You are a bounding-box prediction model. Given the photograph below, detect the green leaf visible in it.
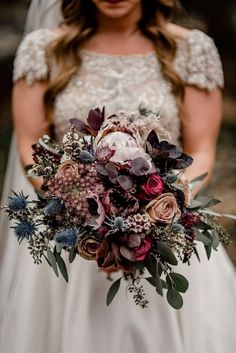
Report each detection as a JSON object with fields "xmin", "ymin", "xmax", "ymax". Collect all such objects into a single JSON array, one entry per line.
[
  {"xmin": 69, "ymin": 247, "xmax": 77, "ymax": 263},
  {"xmin": 106, "ymin": 278, "xmax": 121, "ymax": 306},
  {"xmin": 155, "ymin": 263, "xmax": 163, "ymax": 296},
  {"xmin": 156, "ymin": 242, "xmax": 178, "ymax": 266},
  {"xmin": 188, "ymin": 199, "xmax": 205, "ymax": 209},
  {"xmin": 146, "ymin": 277, "xmax": 167, "ymax": 293},
  {"xmin": 145, "ymin": 254, "xmax": 157, "ymax": 277},
  {"xmin": 134, "ymin": 262, "xmax": 145, "ymax": 271},
  {"xmin": 161, "ymin": 280, "xmax": 169, "ymax": 289},
  {"xmin": 169, "ymin": 273, "xmax": 189, "ymax": 293},
  {"xmin": 195, "ymin": 221, "xmax": 212, "ymax": 230},
  {"xmin": 146, "ymin": 277, "xmax": 156, "ymax": 287},
  {"xmin": 167, "ymin": 287, "xmax": 183, "ymax": 310},
  {"xmin": 204, "ymin": 244, "xmax": 212, "ymax": 260},
  {"xmin": 46, "ymin": 248, "xmax": 59, "ymax": 277},
  {"xmin": 55, "ymin": 252, "xmax": 69, "ymax": 282},
  {"xmin": 194, "ymin": 229, "xmax": 212, "ymax": 246},
  {"xmin": 212, "ymin": 231, "xmax": 220, "ymax": 250},
  {"xmin": 190, "ymin": 173, "xmax": 208, "ymax": 190},
  {"xmin": 193, "ymin": 247, "xmax": 201, "ymax": 262}
]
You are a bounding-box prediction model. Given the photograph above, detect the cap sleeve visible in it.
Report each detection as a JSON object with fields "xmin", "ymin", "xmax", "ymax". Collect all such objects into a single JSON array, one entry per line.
[
  {"xmin": 175, "ymin": 30, "xmax": 224, "ymax": 91},
  {"xmin": 13, "ymin": 29, "xmax": 56, "ymax": 86}
]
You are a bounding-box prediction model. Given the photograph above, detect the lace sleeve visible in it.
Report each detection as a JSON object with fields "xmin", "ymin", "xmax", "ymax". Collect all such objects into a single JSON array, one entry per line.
[
  {"xmin": 175, "ymin": 30, "xmax": 224, "ymax": 91},
  {"xmin": 13, "ymin": 29, "xmax": 56, "ymax": 86}
]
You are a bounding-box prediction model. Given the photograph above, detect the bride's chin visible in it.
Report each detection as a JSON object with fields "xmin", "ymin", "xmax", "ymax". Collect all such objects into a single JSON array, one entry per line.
[{"xmin": 93, "ymin": 0, "xmax": 137, "ymax": 19}]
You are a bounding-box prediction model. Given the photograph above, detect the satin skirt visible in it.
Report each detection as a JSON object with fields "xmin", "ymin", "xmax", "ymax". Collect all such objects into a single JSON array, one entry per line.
[{"xmin": 1, "ymin": 137, "xmax": 236, "ymax": 353}]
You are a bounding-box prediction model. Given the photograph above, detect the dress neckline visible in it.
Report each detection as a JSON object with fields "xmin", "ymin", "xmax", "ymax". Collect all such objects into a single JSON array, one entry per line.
[{"xmin": 42, "ymin": 28, "xmax": 201, "ymax": 59}]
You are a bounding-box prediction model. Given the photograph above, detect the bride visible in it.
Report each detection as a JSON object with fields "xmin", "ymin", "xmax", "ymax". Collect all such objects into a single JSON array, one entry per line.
[{"xmin": 0, "ymin": 0, "xmax": 235, "ymax": 352}]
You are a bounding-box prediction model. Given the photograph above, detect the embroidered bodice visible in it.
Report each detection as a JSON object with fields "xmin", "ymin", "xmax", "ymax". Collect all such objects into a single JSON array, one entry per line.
[{"xmin": 13, "ymin": 28, "xmax": 224, "ymax": 144}]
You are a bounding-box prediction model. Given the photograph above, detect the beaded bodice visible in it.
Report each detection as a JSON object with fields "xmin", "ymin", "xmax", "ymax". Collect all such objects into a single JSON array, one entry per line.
[{"xmin": 13, "ymin": 28, "xmax": 224, "ymax": 144}]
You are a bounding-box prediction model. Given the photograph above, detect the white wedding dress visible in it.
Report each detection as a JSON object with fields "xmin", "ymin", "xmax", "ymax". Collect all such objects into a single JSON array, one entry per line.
[{"xmin": 0, "ymin": 28, "xmax": 235, "ymax": 353}]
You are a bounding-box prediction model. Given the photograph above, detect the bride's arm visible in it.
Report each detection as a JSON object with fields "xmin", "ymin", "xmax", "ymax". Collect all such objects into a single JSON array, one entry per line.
[
  {"xmin": 12, "ymin": 79, "xmax": 48, "ymax": 190},
  {"xmin": 182, "ymin": 86, "xmax": 223, "ymax": 194}
]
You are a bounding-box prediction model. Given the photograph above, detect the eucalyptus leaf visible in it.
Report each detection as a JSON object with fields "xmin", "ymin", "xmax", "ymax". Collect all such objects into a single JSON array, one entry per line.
[
  {"xmin": 212, "ymin": 231, "xmax": 220, "ymax": 250},
  {"xmin": 106, "ymin": 278, "xmax": 121, "ymax": 306},
  {"xmin": 155, "ymin": 263, "xmax": 163, "ymax": 296},
  {"xmin": 167, "ymin": 287, "xmax": 183, "ymax": 310},
  {"xmin": 156, "ymin": 242, "xmax": 178, "ymax": 266},
  {"xmin": 145, "ymin": 255, "xmax": 157, "ymax": 277},
  {"xmin": 55, "ymin": 252, "xmax": 69, "ymax": 282},
  {"xmin": 188, "ymin": 199, "xmax": 204, "ymax": 209},
  {"xmin": 146, "ymin": 277, "xmax": 156, "ymax": 287},
  {"xmin": 193, "ymin": 247, "xmax": 201, "ymax": 262},
  {"xmin": 195, "ymin": 221, "xmax": 212, "ymax": 231},
  {"xmin": 204, "ymin": 244, "xmax": 212, "ymax": 260},
  {"xmin": 190, "ymin": 173, "xmax": 208, "ymax": 191},
  {"xmin": 46, "ymin": 248, "xmax": 59, "ymax": 277},
  {"xmin": 161, "ymin": 280, "xmax": 169, "ymax": 289},
  {"xmin": 170, "ymin": 273, "xmax": 189, "ymax": 293},
  {"xmin": 69, "ymin": 247, "xmax": 77, "ymax": 263},
  {"xmin": 194, "ymin": 229, "xmax": 212, "ymax": 246}
]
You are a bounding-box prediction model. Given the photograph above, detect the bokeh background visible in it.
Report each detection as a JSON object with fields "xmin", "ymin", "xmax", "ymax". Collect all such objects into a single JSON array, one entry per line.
[{"xmin": 0, "ymin": 0, "xmax": 235, "ymax": 263}]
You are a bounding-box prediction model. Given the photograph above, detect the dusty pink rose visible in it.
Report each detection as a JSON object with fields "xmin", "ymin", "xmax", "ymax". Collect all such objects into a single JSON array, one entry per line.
[
  {"xmin": 146, "ymin": 193, "xmax": 181, "ymax": 224},
  {"xmin": 140, "ymin": 174, "xmax": 164, "ymax": 198},
  {"xmin": 135, "ymin": 237, "xmax": 152, "ymax": 261},
  {"xmin": 57, "ymin": 160, "xmax": 78, "ymax": 178}
]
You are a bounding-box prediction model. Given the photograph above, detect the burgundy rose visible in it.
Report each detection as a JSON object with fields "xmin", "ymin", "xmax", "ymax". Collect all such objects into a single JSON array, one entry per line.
[
  {"xmin": 140, "ymin": 174, "xmax": 164, "ymax": 199},
  {"xmin": 181, "ymin": 212, "xmax": 201, "ymax": 228},
  {"xmin": 135, "ymin": 237, "xmax": 152, "ymax": 261}
]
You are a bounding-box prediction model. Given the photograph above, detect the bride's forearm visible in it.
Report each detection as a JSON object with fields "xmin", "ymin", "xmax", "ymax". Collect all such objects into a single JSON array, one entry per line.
[{"xmin": 183, "ymin": 150, "xmax": 216, "ymax": 197}]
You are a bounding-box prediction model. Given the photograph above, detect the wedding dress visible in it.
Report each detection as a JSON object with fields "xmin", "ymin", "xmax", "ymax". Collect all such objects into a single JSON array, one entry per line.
[{"xmin": 0, "ymin": 27, "xmax": 235, "ymax": 353}]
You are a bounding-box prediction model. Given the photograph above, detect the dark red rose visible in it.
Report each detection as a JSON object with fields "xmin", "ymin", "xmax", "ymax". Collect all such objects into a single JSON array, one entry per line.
[
  {"xmin": 135, "ymin": 237, "xmax": 152, "ymax": 261},
  {"xmin": 140, "ymin": 174, "xmax": 164, "ymax": 199},
  {"xmin": 181, "ymin": 212, "xmax": 201, "ymax": 228}
]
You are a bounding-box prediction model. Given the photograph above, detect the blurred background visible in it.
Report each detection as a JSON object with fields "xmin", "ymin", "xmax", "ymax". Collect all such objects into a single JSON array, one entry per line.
[{"xmin": 0, "ymin": 0, "xmax": 235, "ymax": 263}]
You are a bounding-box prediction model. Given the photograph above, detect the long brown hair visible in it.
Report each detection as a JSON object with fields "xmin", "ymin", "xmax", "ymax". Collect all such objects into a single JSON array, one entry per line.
[{"xmin": 45, "ymin": 0, "xmax": 184, "ymax": 124}]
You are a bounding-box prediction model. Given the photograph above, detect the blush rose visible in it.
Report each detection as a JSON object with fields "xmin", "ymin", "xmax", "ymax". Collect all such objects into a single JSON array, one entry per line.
[{"xmin": 146, "ymin": 193, "xmax": 181, "ymax": 224}]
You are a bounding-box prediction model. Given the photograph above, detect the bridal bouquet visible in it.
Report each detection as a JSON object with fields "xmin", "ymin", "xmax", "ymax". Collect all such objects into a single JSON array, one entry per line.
[{"xmin": 2, "ymin": 107, "xmax": 231, "ymax": 309}]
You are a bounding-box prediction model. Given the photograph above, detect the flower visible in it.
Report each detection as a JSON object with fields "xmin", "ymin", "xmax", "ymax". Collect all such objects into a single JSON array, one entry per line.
[
  {"xmin": 135, "ymin": 237, "xmax": 152, "ymax": 261},
  {"xmin": 85, "ymin": 193, "xmax": 105, "ymax": 230},
  {"xmin": 146, "ymin": 193, "xmax": 181, "ymax": 224},
  {"xmin": 43, "ymin": 199, "xmax": 65, "ymax": 216},
  {"xmin": 140, "ymin": 174, "xmax": 164, "ymax": 199},
  {"xmin": 14, "ymin": 221, "xmax": 36, "ymax": 239},
  {"xmin": 57, "ymin": 160, "xmax": 78, "ymax": 177},
  {"xmin": 77, "ymin": 236, "xmax": 102, "ymax": 260},
  {"xmin": 94, "ymin": 119, "xmax": 152, "ymax": 163},
  {"xmin": 55, "ymin": 228, "xmax": 78, "ymax": 247},
  {"xmin": 8, "ymin": 192, "xmax": 28, "ymax": 212},
  {"xmin": 180, "ymin": 212, "xmax": 201, "ymax": 228}
]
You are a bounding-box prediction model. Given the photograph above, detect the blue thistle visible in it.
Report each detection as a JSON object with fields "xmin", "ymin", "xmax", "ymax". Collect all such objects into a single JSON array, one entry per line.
[
  {"xmin": 43, "ymin": 199, "xmax": 65, "ymax": 216},
  {"xmin": 14, "ymin": 221, "xmax": 36, "ymax": 239},
  {"xmin": 79, "ymin": 150, "xmax": 95, "ymax": 164},
  {"xmin": 54, "ymin": 228, "xmax": 77, "ymax": 247},
  {"xmin": 8, "ymin": 191, "xmax": 28, "ymax": 212}
]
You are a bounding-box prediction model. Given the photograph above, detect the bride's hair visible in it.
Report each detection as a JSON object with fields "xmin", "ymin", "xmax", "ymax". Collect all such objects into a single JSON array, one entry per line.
[{"xmin": 45, "ymin": 0, "xmax": 184, "ymax": 123}]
